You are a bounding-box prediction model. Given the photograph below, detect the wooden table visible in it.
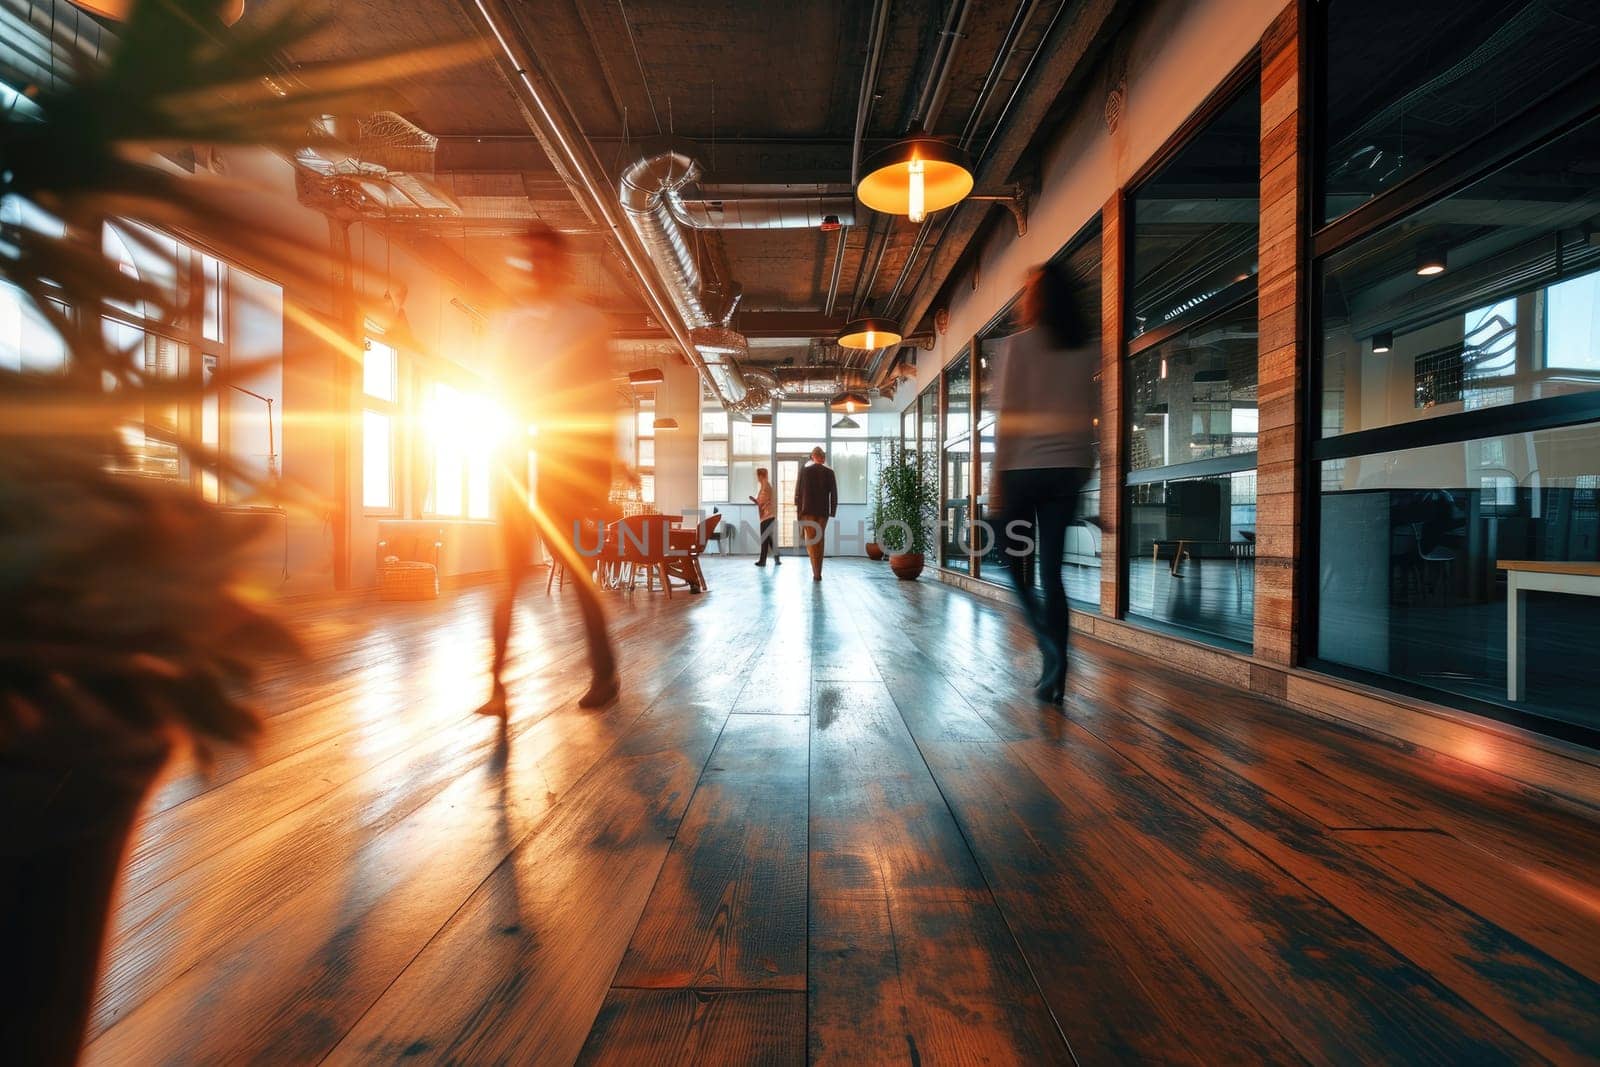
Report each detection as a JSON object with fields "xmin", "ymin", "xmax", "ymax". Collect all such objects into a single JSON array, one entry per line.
[{"xmin": 1498, "ymin": 560, "xmax": 1600, "ymax": 701}]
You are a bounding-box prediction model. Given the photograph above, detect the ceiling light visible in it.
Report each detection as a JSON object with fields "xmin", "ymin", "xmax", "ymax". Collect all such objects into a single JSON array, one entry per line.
[
  {"xmin": 1372, "ymin": 330, "xmax": 1393, "ymax": 354},
  {"xmin": 830, "ymin": 389, "xmax": 869, "ymax": 414},
  {"xmin": 653, "ymin": 416, "xmax": 680, "ymax": 431},
  {"xmin": 857, "ymin": 137, "xmax": 973, "ymax": 223},
  {"xmin": 837, "ymin": 316, "xmax": 902, "ymax": 351},
  {"xmin": 628, "ymin": 368, "xmax": 665, "ymax": 386},
  {"xmin": 751, "ymin": 413, "xmax": 773, "ymax": 426},
  {"xmin": 1414, "ymin": 245, "xmax": 1447, "ymax": 276},
  {"xmin": 832, "ymin": 415, "xmax": 860, "ymax": 430}
]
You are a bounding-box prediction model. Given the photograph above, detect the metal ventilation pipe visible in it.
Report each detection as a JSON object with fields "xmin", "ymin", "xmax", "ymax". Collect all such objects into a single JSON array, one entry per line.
[
  {"xmin": 672, "ymin": 189, "xmax": 856, "ymax": 230},
  {"xmin": 619, "ymin": 144, "xmax": 710, "ymax": 329},
  {"xmin": 620, "ymin": 142, "xmax": 858, "ymax": 405},
  {"xmin": 770, "ymin": 366, "xmax": 874, "ymax": 399}
]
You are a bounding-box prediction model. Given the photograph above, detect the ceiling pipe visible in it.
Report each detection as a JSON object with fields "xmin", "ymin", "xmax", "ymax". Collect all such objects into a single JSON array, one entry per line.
[
  {"xmin": 672, "ymin": 188, "xmax": 857, "ymax": 230},
  {"xmin": 958, "ymin": 0, "xmax": 1043, "ymax": 149},
  {"xmin": 619, "ymin": 142, "xmax": 855, "ymax": 401},
  {"xmin": 456, "ymin": 0, "xmax": 746, "ymax": 406},
  {"xmin": 851, "ymin": 0, "xmax": 893, "ymax": 186},
  {"xmin": 823, "ymin": 225, "xmax": 849, "ymax": 317},
  {"xmin": 912, "ymin": 0, "xmax": 972, "ymax": 135},
  {"xmin": 875, "ymin": 0, "xmax": 1132, "ymax": 390}
]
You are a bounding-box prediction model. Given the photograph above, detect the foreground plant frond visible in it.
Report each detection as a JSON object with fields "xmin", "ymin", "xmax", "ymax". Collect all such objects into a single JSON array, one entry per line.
[{"xmin": 0, "ymin": 0, "xmax": 480, "ymax": 751}]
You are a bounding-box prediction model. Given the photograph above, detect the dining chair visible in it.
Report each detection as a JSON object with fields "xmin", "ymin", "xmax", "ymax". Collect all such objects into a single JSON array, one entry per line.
[{"xmin": 615, "ymin": 514, "xmax": 676, "ymax": 597}]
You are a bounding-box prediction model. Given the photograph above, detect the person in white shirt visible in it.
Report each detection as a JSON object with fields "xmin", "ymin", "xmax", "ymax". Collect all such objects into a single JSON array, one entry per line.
[
  {"xmin": 992, "ymin": 261, "xmax": 1098, "ymax": 705},
  {"xmin": 750, "ymin": 467, "xmax": 780, "ymax": 566},
  {"xmin": 478, "ymin": 224, "xmax": 619, "ymax": 719}
]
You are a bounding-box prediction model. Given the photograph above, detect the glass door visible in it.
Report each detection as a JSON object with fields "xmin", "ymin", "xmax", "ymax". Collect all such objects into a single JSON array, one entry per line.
[{"xmin": 776, "ymin": 456, "xmax": 804, "ymax": 548}]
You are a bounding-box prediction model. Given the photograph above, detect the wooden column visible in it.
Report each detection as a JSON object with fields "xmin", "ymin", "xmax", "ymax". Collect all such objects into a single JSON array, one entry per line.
[
  {"xmin": 1099, "ymin": 192, "xmax": 1126, "ymax": 617},
  {"xmin": 1253, "ymin": 3, "xmax": 1307, "ymax": 668}
]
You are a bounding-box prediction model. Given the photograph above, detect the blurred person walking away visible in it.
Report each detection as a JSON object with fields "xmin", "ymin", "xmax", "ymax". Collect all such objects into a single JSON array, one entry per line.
[
  {"xmin": 795, "ymin": 446, "xmax": 837, "ymax": 582},
  {"xmin": 751, "ymin": 466, "xmax": 781, "ymax": 566},
  {"xmin": 993, "ymin": 262, "xmax": 1098, "ymax": 705},
  {"xmin": 478, "ymin": 224, "xmax": 620, "ymax": 719}
]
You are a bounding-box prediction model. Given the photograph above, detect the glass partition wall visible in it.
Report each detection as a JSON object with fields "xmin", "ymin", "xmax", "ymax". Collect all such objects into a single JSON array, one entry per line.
[
  {"xmin": 1124, "ymin": 75, "xmax": 1261, "ymax": 649},
  {"xmin": 1311, "ymin": 9, "xmax": 1600, "ymax": 740}
]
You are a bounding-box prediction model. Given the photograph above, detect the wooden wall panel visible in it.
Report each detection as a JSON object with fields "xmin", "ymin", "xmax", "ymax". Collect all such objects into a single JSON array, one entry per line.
[
  {"xmin": 1252, "ymin": 2, "xmax": 1306, "ymax": 668},
  {"xmin": 1100, "ymin": 192, "xmax": 1126, "ymax": 616}
]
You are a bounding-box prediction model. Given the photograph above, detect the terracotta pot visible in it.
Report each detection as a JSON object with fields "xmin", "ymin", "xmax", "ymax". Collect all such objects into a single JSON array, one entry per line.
[
  {"xmin": 888, "ymin": 552, "xmax": 925, "ymax": 580},
  {"xmin": 1, "ymin": 728, "xmax": 170, "ymax": 1065},
  {"xmin": 865, "ymin": 542, "xmax": 884, "ymax": 561}
]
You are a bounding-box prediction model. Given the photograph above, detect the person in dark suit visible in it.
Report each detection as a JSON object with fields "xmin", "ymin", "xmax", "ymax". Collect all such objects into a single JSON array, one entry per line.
[{"xmin": 794, "ymin": 446, "xmax": 838, "ymax": 582}]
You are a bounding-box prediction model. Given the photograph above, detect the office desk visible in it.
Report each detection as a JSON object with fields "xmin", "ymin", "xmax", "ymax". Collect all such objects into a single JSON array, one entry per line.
[{"xmin": 1498, "ymin": 559, "xmax": 1600, "ymax": 701}]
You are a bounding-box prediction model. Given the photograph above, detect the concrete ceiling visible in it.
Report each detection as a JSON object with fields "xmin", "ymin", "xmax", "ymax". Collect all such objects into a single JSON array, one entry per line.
[{"xmin": 263, "ymin": 0, "xmax": 1135, "ymax": 365}]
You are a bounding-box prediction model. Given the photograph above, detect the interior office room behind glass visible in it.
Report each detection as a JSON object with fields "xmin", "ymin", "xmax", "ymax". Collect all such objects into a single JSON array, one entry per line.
[{"xmin": 1311, "ymin": 0, "xmax": 1600, "ymax": 741}]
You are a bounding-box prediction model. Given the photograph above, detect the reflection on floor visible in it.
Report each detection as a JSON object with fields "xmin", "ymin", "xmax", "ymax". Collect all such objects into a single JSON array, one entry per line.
[
  {"xmin": 86, "ymin": 560, "xmax": 1600, "ymax": 1064},
  {"xmin": 1128, "ymin": 555, "xmax": 1255, "ymax": 646}
]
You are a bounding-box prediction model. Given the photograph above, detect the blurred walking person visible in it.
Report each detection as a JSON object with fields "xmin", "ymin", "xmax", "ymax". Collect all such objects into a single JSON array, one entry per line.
[
  {"xmin": 992, "ymin": 261, "xmax": 1098, "ymax": 705},
  {"xmin": 795, "ymin": 446, "xmax": 837, "ymax": 582},
  {"xmin": 750, "ymin": 467, "xmax": 780, "ymax": 566},
  {"xmin": 478, "ymin": 224, "xmax": 619, "ymax": 719}
]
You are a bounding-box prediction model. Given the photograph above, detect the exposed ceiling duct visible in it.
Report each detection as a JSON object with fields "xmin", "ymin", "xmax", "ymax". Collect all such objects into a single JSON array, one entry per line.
[
  {"xmin": 769, "ymin": 365, "xmax": 873, "ymax": 399},
  {"xmin": 619, "ymin": 140, "xmax": 858, "ymax": 409}
]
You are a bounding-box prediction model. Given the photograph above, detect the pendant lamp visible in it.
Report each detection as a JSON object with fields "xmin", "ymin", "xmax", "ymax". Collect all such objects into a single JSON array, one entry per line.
[
  {"xmin": 857, "ymin": 136, "xmax": 973, "ymax": 223},
  {"xmin": 837, "ymin": 315, "xmax": 902, "ymax": 351}
]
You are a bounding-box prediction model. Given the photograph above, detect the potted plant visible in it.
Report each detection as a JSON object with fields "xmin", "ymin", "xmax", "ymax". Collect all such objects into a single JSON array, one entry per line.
[
  {"xmin": 876, "ymin": 440, "xmax": 939, "ymax": 580},
  {"xmin": 0, "ymin": 4, "xmax": 470, "ymax": 1062}
]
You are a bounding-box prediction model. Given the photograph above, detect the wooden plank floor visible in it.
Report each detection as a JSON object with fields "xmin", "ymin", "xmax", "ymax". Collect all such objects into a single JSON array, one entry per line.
[{"xmin": 85, "ymin": 559, "xmax": 1600, "ymax": 1065}]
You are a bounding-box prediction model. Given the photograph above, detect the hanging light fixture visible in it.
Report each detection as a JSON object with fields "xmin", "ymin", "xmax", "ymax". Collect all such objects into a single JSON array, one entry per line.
[
  {"xmin": 832, "ymin": 414, "xmax": 861, "ymax": 430},
  {"xmin": 857, "ymin": 136, "xmax": 974, "ymax": 223},
  {"xmin": 830, "ymin": 389, "xmax": 870, "ymax": 414},
  {"xmin": 750, "ymin": 413, "xmax": 773, "ymax": 426},
  {"xmin": 837, "ymin": 315, "xmax": 902, "ymax": 351},
  {"xmin": 628, "ymin": 368, "xmax": 665, "ymax": 385},
  {"xmin": 1372, "ymin": 330, "xmax": 1393, "ymax": 354},
  {"xmin": 1414, "ymin": 244, "xmax": 1447, "ymax": 276}
]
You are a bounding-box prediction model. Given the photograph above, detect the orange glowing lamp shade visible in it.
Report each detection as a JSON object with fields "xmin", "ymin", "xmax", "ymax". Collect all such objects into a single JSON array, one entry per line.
[
  {"xmin": 856, "ymin": 137, "xmax": 973, "ymax": 221},
  {"xmin": 829, "ymin": 390, "xmax": 869, "ymax": 414},
  {"xmin": 837, "ymin": 315, "xmax": 901, "ymax": 351}
]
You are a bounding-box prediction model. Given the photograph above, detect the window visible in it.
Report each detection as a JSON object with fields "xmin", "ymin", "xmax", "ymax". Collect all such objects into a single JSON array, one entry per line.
[
  {"xmin": 1312, "ymin": 111, "xmax": 1600, "ymax": 737},
  {"xmin": 0, "ymin": 284, "xmax": 67, "ymax": 373},
  {"xmin": 941, "ymin": 352, "xmax": 973, "ymax": 572},
  {"xmin": 635, "ymin": 392, "xmax": 656, "ymax": 504},
  {"xmin": 830, "ymin": 409, "xmax": 868, "ymax": 505},
  {"xmin": 362, "ymin": 337, "xmax": 398, "ymax": 510},
  {"xmin": 422, "ymin": 381, "xmax": 495, "ymax": 519},
  {"xmin": 1126, "ymin": 81, "xmax": 1260, "ymax": 648},
  {"xmin": 730, "ymin": 417, "xmax": 771, "ymax": 504},
  {"xmin": 1320, "ymin": 119, "xmax": 1600, "ymax": 439},
  {"xmin": 1129, "ymin": 79, "xmax": 1259, "ymax": 340},
  {"xmin": 1319, "ymin": 0, "xmax": 1600, "ymax": 223},
  {"xmin": 700, "ymin": 401, "xmax": 731, "ymax": 504}
]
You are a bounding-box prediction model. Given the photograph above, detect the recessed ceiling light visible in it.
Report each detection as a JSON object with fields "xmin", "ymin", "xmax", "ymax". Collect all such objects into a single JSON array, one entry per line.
[{"xmin": 1415, "ymin": 246, "xmax": 1447, "ymax": 276}]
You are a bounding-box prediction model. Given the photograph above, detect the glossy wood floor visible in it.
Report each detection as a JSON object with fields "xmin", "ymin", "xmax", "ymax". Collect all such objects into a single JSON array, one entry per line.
[{"xmin": 86, "ymin": 559, "xmax": 1600, "ymax": 1065}]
